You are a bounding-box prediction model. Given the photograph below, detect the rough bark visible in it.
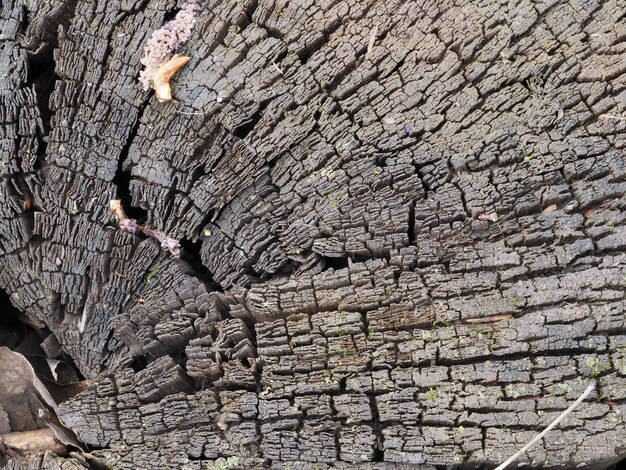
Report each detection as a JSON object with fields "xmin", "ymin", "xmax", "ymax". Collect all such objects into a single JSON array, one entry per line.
[{"xmin": 1, "ymin": 0, "xmax": 626, "ymax": 468}]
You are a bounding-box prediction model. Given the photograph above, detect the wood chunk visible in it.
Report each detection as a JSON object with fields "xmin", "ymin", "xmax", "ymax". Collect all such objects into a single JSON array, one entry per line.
[{"xmin": 3, "ymin": 0, "xmax": 626, "ymax": 467}]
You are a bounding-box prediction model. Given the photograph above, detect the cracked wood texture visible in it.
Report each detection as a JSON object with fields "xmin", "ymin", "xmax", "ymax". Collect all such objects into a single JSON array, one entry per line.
[{"xmin": 1, "ymin": 0, "xmax": 626, "ymax": 468}]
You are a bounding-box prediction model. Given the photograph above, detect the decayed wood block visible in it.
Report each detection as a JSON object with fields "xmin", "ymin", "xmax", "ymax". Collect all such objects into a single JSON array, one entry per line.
[{"xmin": 1, "ymin": 0, "xmax": 626, "ymax": 468}]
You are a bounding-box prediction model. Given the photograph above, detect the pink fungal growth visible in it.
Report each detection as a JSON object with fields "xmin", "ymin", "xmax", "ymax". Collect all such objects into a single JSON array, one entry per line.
[{"xmin": 139, "ymin": 0, "xmax": 205, "ymax": 100}]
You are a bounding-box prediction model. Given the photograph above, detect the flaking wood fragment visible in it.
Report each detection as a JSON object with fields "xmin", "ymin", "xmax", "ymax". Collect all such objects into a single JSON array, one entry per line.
[
  {"xmin": 0, "ymin": 429, "xmax": 66, "ymax": 458},
  {"xmin": 0, "ymin": 348, "xmax": 80, "ymax": 461}
]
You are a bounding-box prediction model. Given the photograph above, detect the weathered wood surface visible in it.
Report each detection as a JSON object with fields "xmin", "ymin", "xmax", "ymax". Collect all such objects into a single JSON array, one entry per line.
[{"xmin": 1, "ymin": 0, "xmax": 626, "ymax": 468}]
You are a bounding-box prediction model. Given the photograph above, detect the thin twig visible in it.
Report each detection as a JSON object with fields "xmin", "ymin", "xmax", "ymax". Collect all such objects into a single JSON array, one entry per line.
[
  {"xmin": 110, "ymin": 200, "xmax": 181, "ymax": 257},
  {"xmin": 494, "ymin": 382, "xmax": 595, "ymax": 470},
  {"xmin": 173, "ymin": 109, "xmax": 205, "ymax": 115}
]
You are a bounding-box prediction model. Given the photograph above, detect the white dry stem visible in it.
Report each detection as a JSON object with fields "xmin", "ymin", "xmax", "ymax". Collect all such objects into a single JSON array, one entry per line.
[
  {"xmin": 495, "ymin": 382, "xmax": 595, "ymax": 470},
  {"xmin": 367, "ymin": 23, "xmax": 379, "ymax": 59}
]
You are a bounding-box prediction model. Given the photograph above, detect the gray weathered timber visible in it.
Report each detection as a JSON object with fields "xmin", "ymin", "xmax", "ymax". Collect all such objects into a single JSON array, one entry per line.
[{"xmin": 1, "ymin": 0, "xmax": 626, "ymax": 468}]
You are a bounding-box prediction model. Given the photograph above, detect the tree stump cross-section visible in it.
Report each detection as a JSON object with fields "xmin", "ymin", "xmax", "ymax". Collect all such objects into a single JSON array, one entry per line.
[{"xmin": 1, "ymin": 0, "xmax": 626, "ymax": 468}]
